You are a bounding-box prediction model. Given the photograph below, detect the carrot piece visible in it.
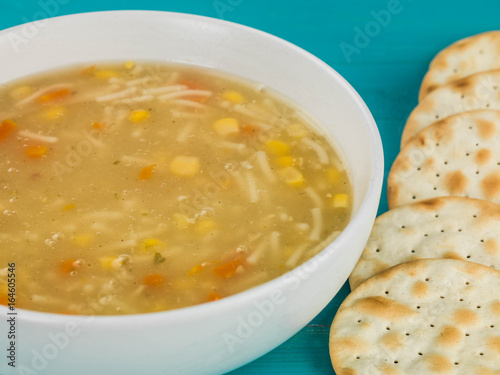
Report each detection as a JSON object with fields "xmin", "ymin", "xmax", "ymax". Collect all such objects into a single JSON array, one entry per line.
[
  {"xmin": 207, "ymin": 292, "xmax": 223, "ymax": 302},
  {"xmin": 138, "ymin": 164, "xmax": 156, "ymax": 180},
  {"xmin": 143, "ymin": 274, "xmax": 164, "ymax": 288},
  {"xmin": 0, "ymin": 119, "xmax": 17, "ymax": 142},
  {"xmin": 37, "ymin": 88, "xmax": 71, "ymax": 104},
  {"xmin": 25, "ymin": 145, "xmax": 47, "ymax": 159},
  {"xmin": 81, "ymin": 65, "xmax": 96, "ymax": 76},
  {"xmin": 188, "ymin": 264, "xmax": 204, "ymax": 275},
  {"xmin": 91, "ymin": 122, "xmax": 105, "ymax": 130},
  {"xmin": 59, "ymin": 259, "xmax": 76, "ymax": 274},
  {"xmin": 58, "ymin": 310, "xmax": 77, "ymax": 315},
  {"xmin": 179, "ymin": 78, "xmax": 205, "ymax": 91},
  {"xmin": 240, "ymin": 124, "xmax": 259, "ymax": 137},
  {"xmin": 213, "ymin": 257, "xmax": 245, "ymax": 278},
  {"xmin": 178, "ymin": 78, "xmax": 209, "ymax": 103}
]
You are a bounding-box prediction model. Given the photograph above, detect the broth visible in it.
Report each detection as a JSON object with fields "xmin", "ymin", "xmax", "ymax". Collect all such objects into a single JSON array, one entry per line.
[{"xmin": 0, "ymin": 62, "xmax": 352, "ymax": 315}]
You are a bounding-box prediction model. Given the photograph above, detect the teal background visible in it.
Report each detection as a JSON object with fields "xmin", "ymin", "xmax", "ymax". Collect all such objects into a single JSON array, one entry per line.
[{"xmin": 2, "ymin": 0, "xmax": 499, "ymax": 373}]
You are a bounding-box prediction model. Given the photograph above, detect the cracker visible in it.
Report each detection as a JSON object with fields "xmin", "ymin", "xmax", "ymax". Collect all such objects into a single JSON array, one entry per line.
[
  {"xmin": 388, "ymin": 110, "xmax": 500, "ymax": 208},
  {"xmin": 401, "ymin": 70, "xmax": 500, "ymax": 147},
  {"xmin": 349, "ymin": 196, "xmax": 500, "ymax": 290},
  {"xmin": 419, "ymin": 31, "xmax": 500, "ymax": 101},
  {"xmin": 330, "ymin": 259, "xmax": 500, "ymax": 375}
]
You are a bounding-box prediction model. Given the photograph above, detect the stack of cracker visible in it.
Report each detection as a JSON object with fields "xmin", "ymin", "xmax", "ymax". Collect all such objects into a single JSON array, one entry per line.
[{"xmin": 329, "ymin": 31, "xmax": 500, "ymax": 374}]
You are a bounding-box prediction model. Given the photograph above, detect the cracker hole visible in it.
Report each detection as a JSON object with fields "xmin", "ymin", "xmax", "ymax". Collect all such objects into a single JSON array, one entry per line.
[
  {"xmin": 430, "ymin": 324, "xmax": 435, "ymax": 327},
  {"xmin": 473, "ymin": 215, "xmax": 477, "ymax": 218},
  {"xmin": 480, "ymin": 239, "xmax": 484, "ymax": 243},
  {"xmin": 440, "ymin": 296, "xmax": 444, "ymax": 299},
  {"xmin": 436, "ymin": 173, "xmax": 440, "ymax": 177},
  {"xmin": 477, "ymin": 305, "xmax": 481, "ymax": 309},
  {"xmin": 357, "ymin": 320, "xmax": 362, "ymax": 323},
  {"xmin": 469, "ymin": 126, "xmax": 473, "ymax": 130},
  {"xmin": 476, "ymin": 171, "xmax": 480, "ymax": 175},
  {"xmin": 416, "ymin": 306, "xmax": 421, "ymax": 309},
  {"xmin": 435, "ymin": 115, "xmax": 439, "ymax": 119},
  {"xmin": 453, "ymin": 68, "xmax": 458, "ymax": 73},
  {"xmin": 465, "ymin": 333, "xmax": 470, "ymax": 337},
  {"xmin": 356, "ymin": 356, "xmax": 360, "ymax": 359},
  {"xmin": 424, "ymin": 234, "xmax": 428, "ymax": 237},
  {"xmin": 411, "ymin": 250, "xmax": 416, "ymax": 253},
  {"xmin": 480, "ymin": 353, "xmax": 484, "ymax": 356},
  {"xmin": 458, "ymin": 229, "xmax": 462, "ymax": 232},
  {"xmin": 454, "ymin": 362, "xmax": 459, "ymax": 366},
  {"xmin": 394, "ymin": 361, "xmax": 398, "ymax": 364},
  {"xmin": 491, "ymin": 325, "xmax": 495, "ymax": 328},
  {"xmin": 386, "ymin": 327, "xmax": 391, "ymax": 330},
  {"xmin": 465, "ymin": 282, "xmax": 470, "ymax": 285},
  {"xmin": 433, "ymin": 187, "xmax": 437, "ymax": 190},
  {"xmin": 401, "ymin": 225, "xmax": 406, "ymax": 229},
  {"xmin": 405, "ymin": 333, "xmax": 410, "ymax": 336},
  {"xmin": 376, "ymin": 249, "xmax": 380, "ymax": 253},
  {"xmin": 385, "ymin": 291, "xmax": 389, "ymax": 295},
  {"xmin": 466, "ymin": 255, "xmax": 471, "ymax": 259},
  {"xmin": 425, "ymin": 278, "xmax": 430, "ymax": 281},
  {"xmin": 460, "ymin": 298, "xmax": 464, "ymax": 302},
  {"xmin": 465, "ymin": 153, "xmax": 470, "ymax": 156},
  {"xmin": 460, "ymin": 94, "xmax": 465, "ymax": 99},
  {"xmin": 440, "ymin": 229, "xmax": 444, "ymax": 232},
  {"xmin": 412, "ymin": 196, "xmax": 416, "ymax": 200},
  {"xmin": 418, "ymin": 352, "xmax": 423, "ymax": 356},
  {"xmin": 486, "ymin": 103, "xmax": 491, "ymax": 108},
  {"xmin": 435, "ymin": 214, "xmax": 439, "ymax": 218}
]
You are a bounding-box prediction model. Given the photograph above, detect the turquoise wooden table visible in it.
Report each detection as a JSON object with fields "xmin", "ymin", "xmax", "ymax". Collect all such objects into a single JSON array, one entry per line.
[{"xmin": 2, "ymin": 0, "xmax": 499, "ymax": 373}]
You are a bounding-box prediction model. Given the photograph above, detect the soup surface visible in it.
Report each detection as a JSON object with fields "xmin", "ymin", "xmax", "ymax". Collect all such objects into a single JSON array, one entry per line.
[{"xmin": 0, "ymin": 62, "xmax": 352, "ymax": 315}]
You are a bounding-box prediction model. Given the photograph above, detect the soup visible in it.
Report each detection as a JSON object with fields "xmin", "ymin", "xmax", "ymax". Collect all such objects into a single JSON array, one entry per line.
[{"xmin": 0, "ymin": 62, "xmax": 352, "ymax": 315}]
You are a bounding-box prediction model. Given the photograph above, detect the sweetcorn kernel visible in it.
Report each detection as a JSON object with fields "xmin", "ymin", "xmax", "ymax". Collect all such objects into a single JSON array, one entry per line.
[
  {"xmin": 266, "ymin": 140, "xmax": 290, "ymax": 156},
  {"xmin": 327, "ymin": 168, "xmax": 340, "ymax": 184},
  {"xmin": 173, "ymin": 213, "xmax": 190, "ymax": 229},
  {"xmin": 10, "ymin": 85, "xmax": 33, "ymax": 101},
  {"xmin": 214, "ymin": 118, "xmax": 239, "ymax": 136},
  {"xmin": 129, "ymin": 110, "xmax": 150, "ymax": 123},
  {"xmin": 124, "ymin": 61, "xmax": 135, "ymax": 70},
  {"xmin": 142, "ymin": 238, "xmax": 163, "ymax": 251},
  {"xmin": 170, "ymin": 156, "xmax": 200, "ymax": 177},
  {"xmin": 222, "ymin": 91, "xmax": 244, "ymax": 104},
  {"xmin": 333, "ymin": 194, "xmax": 349, "ymax": 208},
  {"xmin": 276, "ymin": 156, "xmax": 296, "ymax": 167},
  {"xmin": 196, "ymin": 219, "xmax": 216, "ymax": 234},
  {"xmin": 42, "ymin": 107, "xmax": 65, "ymax": 119},
  {"xmin": 73, "ymin": 234, "xmax": 94, "ymax": 247},
  {"xmin": 94, "ymin": 70, "xmax": 120, "ymax": 79},
  {"xmin": 63, "ymin": 203, "xmax": 75, "ymax": 211},
  {"xmin": 100, "ymin": 257, "xmax": 116, "ymax": 270},
  {"xmin": 279, "ymin": 166, "xmax": 304, "ymax": 186}
]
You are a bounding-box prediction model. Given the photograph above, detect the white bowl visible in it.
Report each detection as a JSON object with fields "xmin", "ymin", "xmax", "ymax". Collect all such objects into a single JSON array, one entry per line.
[{"xmin": 0, "ymin": 11, "xmax": 383, "ymax": 375}]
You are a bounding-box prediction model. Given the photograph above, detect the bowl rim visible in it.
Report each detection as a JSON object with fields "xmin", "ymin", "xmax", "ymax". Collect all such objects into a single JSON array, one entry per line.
[{"xmin": 0, "ymin": 10, "xmax": 384, "ymax": 324}]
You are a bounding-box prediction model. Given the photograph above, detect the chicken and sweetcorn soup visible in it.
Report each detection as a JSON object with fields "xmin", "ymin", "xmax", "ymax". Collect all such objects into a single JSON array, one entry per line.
[{"xmin": 0, "ymin": 62, "xmax": 352, "ymax": 315}]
